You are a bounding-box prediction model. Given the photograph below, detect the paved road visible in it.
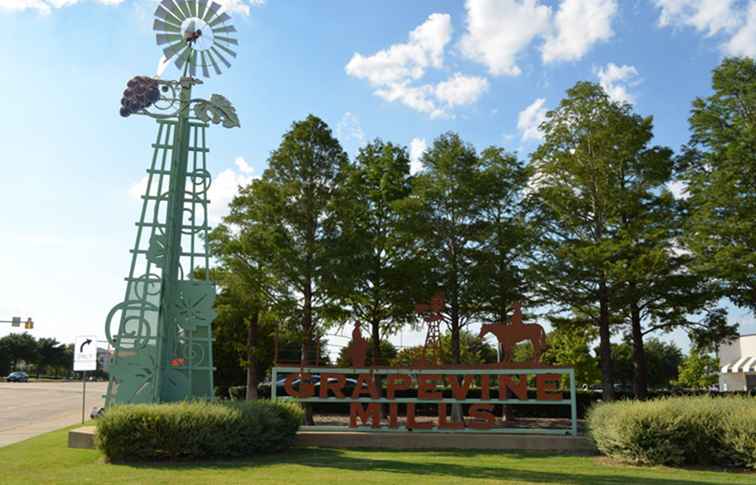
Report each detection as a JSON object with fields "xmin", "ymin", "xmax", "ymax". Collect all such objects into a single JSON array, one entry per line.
[{"xmin": 0, "ymin": 381, "xmax": 107, "ymax": 447}]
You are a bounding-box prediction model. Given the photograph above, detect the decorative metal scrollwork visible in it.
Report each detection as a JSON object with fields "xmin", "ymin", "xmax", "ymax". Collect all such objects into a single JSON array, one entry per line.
[{"xmin": 193, "ymin": 94, "xmax": 240, "ymax": 128}]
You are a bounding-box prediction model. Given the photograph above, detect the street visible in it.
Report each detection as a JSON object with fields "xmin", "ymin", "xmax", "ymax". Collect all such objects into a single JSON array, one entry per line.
[{"xmin": 0, "ymin": 381, "xmax": 107, "ymax": 447}]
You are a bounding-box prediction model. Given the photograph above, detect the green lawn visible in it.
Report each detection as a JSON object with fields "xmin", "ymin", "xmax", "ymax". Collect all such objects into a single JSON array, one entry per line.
[{"xmin": 0, "ymin": 426, "xmax": 752, "ymax": 485}]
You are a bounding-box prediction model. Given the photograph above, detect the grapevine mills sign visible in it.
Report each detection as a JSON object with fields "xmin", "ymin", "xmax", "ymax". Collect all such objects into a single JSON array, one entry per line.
[{"xmin": 272, "ymin": 301, "xmax": 579, "ymax": 436}]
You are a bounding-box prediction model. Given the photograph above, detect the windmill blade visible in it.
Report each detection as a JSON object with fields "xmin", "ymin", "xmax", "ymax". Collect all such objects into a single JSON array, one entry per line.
[
  {"xmin": 173, "ymin": 0, "xmax": 192, "ymax": 20},
  {"xmin": 154, "ymin": 19, "xmax": 181, "ymax": 33},
  {"xmin": 214, "ymin": 35, "xmax": 238, "ymax": 46},
  {"xmin": 155, "ymin": 5, "xmax": 182, "ymax": 25},
  {"xmin": 200, "ymin": 51, "xmax": 210, "ymax": 78},
  {"xmin": 211, "ymin": 46, "xmax": 231, "ymax": 68},
  {"xmin": 213, "ymin": 41, "xmax": 237, "ymax": 58},
  {"xmin": 158, "ymin": 0, "xmax": 183, "ymax": 22},
  {"xmin": 211, "ymin": 25, "xmax": 237, "ymax": 34},
  {"xmin": 202, "ymin": 1, "xmax": 220, "ymax": 22},
  {"xmin": 157, "ymin": 33, "xmax": 183, "ymax": 45},
  {"xmin": 205, "ymin": 50, "xmax": 222, "ymax": 76},
  {"xmin": 186, "ymin": 0, "xmax": 198, "ymax": 17},
  {"xmin": 163, "ymin": 40, "xmax": 186, "ymax": 60},
  {"xmin": 197, "ymin": 0, "xmax": 208, "ymax": 19},
  {"xmin": 189, "ymin": 51, "xmax": 197, "ymax": 78},
  {"xmin": 175, "ymin": 46, "xmax": 192, "ymax": 69},
  {"xmin": 208, "ymin": 12, "xmax": 231, "ymax": 27},
  {"xmin": 185, "ymin": 19, "xmax": 197, "ymax": 35}
]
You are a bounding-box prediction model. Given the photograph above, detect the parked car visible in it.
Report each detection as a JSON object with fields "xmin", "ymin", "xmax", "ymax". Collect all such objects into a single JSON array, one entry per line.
[{"xmin": 5, "ymin": 371, "xmax": 29, "ymax": 382}]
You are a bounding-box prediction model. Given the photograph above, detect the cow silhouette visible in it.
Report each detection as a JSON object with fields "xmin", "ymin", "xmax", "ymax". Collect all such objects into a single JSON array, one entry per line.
[{"xmin": 479, "ymin": 302, "xmax": 546, "ymax": 363}]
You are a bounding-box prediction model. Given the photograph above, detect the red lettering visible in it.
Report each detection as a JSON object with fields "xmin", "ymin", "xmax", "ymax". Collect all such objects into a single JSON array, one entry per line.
[
  {"xmin": 352, "ymin": 373, "xmax": 380, "ymax": 399},
  {"xmin": 319, "ymin": 373, "xmax": 346, "ymax": 398},
  {"xmin": 386, "ymin": 374, "xmax": 411, "ymax": 399},
  {"xmin": 438, "ymin": 403, "xmax": 464, "ymax": 429},
  {"xmin": 498, "ymin": 375, "xmax": 528, "ymax": 400},
  {"xmin": 350, "ymin": 403, "xmax": 381, "ymax": 428},
  {"xmin": 481, "ymin": 374, "xmax": 490, "ymax": 400},
  {"xmin": 389, "ymin": 403, "xmax": 399, "ymax": 428},
  {"xmin": 417, "ymin": 374, "xmax": 443, "ymax": 400},
  {"xmin": 536, "ymin": 374, "xmax": 562, "ymax": 401},
  {"xmin": 468, "ymin": 404, "xmax": 495, "ymax": 429},
  {"xmin": 283, "ymin": 373, "xmax": 315, "ymax": 398},
  {"xmin": 446, "ymin": 375, "xmax": 475, "ymax": 400},
  {"xmin": 406, "ymin": 403, "xmax": 433, "ymax": 429}
]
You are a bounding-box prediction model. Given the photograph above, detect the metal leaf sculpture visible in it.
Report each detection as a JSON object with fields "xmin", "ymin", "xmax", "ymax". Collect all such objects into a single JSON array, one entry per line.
[{"xmin": 193, "ymin": 94, "xmax": 240, "ymax": 128}]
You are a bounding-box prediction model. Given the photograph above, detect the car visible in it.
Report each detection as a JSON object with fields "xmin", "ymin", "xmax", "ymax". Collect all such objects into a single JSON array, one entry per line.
[
  {"xmin": 6, "ymin": 371, "xmax": 29, "ymax": 382},
  {"xmin": 259, "ymin": 374, "xmax": 358, "ymax": 398}
]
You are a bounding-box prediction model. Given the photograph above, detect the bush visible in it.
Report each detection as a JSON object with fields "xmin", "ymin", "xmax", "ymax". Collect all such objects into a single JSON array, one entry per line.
[
  {"xmin": 96, "ymin": 400, "xmax": 303, "ymax": 462},
  {"xmin": 588, "ymin": 395, "xmax": 756, "ymax": 469}
]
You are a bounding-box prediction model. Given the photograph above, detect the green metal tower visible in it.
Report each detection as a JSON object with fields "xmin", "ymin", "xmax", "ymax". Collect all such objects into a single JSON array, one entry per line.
[{"xmin": 105, "ymin": 0, "xmax": 239, "ymax": 406}]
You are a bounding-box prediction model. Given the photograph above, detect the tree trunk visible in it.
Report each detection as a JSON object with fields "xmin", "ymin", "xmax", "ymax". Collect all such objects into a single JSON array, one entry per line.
[
  {"xmin": 302, "ymin": 280, "xmax": 314, "ymax": 425},
  {"xmin": 630, "ymin": 302, "xmax": 648, "ymax": 399},
  {"xmin": 371, "ymin": 319, "xmax": 381, "ymax": 366},
  {"xmin": 245, "ymin": 310, "xmax": 259, "ymax": 401},
  {"xmin": 598, "ymin": 278, "xmax": 615, "ymax": 401}
]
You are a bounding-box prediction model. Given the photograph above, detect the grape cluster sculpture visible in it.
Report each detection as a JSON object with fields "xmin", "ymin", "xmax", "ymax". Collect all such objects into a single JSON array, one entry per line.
[{"xmin": 120, "ymin": 76, "xmax": 162, "ymax": 117}]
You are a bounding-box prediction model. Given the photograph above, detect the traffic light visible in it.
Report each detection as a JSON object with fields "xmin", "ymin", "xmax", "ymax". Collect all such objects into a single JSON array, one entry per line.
[{"xmin": 24, "ymin": 318, "xmax": 34, "ymax": 329}]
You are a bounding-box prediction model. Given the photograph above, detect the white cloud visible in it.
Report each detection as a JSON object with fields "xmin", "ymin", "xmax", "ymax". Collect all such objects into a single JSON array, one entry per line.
[
  {"xmin": 346, "ymin": 13, "xmax": 452, "ymax": 86},
  {"xmin": 0, "ymin": 0, "xmax": 124, "ymax": 13},
  {"xmin": 347, "ymin": 14, "xmax": 487, "ymax": 118},
  {"xmin": 434, "ymin": 73, "xmax": 489, "ymax": 107},
  {"xmin": 724, "ymin": 1, "xmax": 756, "ymax": 57},
  {"xmin": 208, "ymin": 168, "xmax": 255, "ymax": 224},
  {"xmin": 409, "ymin": 138, "xmax": 427, "ymax": 175},
  {"xmin": 460, "ymin": 0, "xmax": 552, "ymax": 76},
  {"xmin": 595, "ymin": 63, "xmax": 640, "ymax": 104},
  {"xmin": 654, "ymin": 0, "xmax": 740, "ymax": 36},
  {"xmin": 542, "ymin": 0, "xmax": 618, "ymax": 63},
  {"xmin": 215, "ymin": 0, "xmax": 265, "ymax": 16},
  {"xmin": 234, "ymin": 156, "xmax": 254, "ymax": 174},
  {"xmin": 128, "ymin": 157, "xmax": 256, "ymax": 223},
  {"xmin": 128, "ymin": 175, "xmax": 149, "ymax": 200},
  {"xmin": 517, "ymin": 98, "xmax": 548, "ymax": 142},
  {"xmin": 335, "ymin": 112, "xmax": 367, "ymax": 147}
]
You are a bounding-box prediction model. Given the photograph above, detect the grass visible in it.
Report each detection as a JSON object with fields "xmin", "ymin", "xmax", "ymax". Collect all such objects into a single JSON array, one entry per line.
[{"xmin": 0, "ymin": 426, "xmax": 753, "ymax": 484}]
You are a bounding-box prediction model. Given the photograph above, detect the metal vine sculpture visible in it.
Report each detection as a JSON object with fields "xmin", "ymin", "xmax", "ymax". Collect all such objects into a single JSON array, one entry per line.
[{"xmin": 104, "ymin": 0, "xmax": 239, "ymax": 406}]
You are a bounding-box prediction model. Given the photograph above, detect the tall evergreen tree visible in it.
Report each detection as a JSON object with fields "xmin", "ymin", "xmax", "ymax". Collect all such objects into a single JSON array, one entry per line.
[
  {"xmin": 328, "ymin": 140, "xmax": 418, "ymax": 365},
  {"xmin": 680, "ymin": 57, "xmax": 756, "ymax": 314}
]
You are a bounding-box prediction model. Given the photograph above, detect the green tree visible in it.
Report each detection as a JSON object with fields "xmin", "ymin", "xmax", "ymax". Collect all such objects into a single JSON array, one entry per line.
[
  {"xmin": 328, "ymin": 140, "xmax": 418, "ymax": 365},
  {"xmin": 476, "ymin": 147, "xmax": 532, "ymax": 324},
  {"xmin": 680, "ymin": 57, "xmax": 756, "ymax": 314},
  {"xmin": 542, "ymin": 323, "xmax": 600, "ymax": 387},
  {"xmin": 530, "ymin": 82, "xmax": 642, "ymax": 400},
  {"xmin": 609, "ymin": 338, "xmax": 683, "ymax": 390},
  {"xmin": 390, "ymin": 330, "xmax": 496, "ymax": 367},
  {"xmin": 254, "ymin": 115, "xmax": 349, "ymax": 365},
  {"xmin": 0, "ymin": 333, "xmax": 38, "ymax": 372},
  {"xmin": 34, "ymin": 337, "xmax": 66, "ymax": 378},
  {"xmin": 336, "ymin": 340, "xmax": 398, "ymax": 367},
  {"xmin": 675, "ymin": 347, "xmax": 720, "ymax": 389},
  {"xmin": 405, "ymin": 133, "xmax": 494, "ymax": 364}
]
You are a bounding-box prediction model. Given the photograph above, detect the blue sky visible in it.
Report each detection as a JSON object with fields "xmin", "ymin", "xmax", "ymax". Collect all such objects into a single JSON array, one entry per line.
[{"xmin": 1, "ymin": 0, "xmax": 754, "ymax": 353}]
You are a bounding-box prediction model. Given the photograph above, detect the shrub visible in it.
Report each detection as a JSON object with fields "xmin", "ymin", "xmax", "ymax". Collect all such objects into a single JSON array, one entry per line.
[
  {"xmin": 96, "ymin": 400, "xmax": 303, "ymax": 462},
  {"xmin": 588, "ymin": 395, "xmax": 756, "ymax": 469}
]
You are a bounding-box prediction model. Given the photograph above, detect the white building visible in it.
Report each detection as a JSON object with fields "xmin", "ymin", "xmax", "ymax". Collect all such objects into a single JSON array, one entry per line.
[{"xmin": 719, "ymin": 334, "xmax": 756, "ymax": 392}]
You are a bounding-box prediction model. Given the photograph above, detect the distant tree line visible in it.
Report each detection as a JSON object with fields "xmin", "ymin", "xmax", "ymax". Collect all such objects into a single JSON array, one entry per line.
[
  {"xmin": 209, "ymin": 57, "xmax": 754, "ymax": 404},
  {"xmin": 0, "ymin": 333, "xmax": 73, "ymax": 378}
]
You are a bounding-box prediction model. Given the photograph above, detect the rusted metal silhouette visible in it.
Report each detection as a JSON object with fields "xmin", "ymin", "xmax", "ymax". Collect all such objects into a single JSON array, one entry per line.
[
  {"xmin": 479, "ymin": 302, "xmax": 546, "ymax": 364},
  {"xmin": 415, "ymin": 292, "xmax": 445, "ymax": 365},
  {"xmin": 349, "ymin": 321, "xmax": 370, "ymax": 367}
]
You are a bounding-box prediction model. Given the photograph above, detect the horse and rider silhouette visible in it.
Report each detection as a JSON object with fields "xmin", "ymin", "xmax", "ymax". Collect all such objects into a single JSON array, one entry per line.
[{"xmin": 479, "ymin": 302, "xmax": 546, "ymax": 364}]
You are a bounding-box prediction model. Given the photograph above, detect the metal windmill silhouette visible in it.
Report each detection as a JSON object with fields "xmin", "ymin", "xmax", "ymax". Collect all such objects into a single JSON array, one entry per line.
[{"xmin": 105, "ymin": 0, "xmax": 239, "ymax": 407}]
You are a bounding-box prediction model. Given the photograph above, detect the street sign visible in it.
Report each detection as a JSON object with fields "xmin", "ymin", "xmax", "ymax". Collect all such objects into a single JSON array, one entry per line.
[
  {"xmin": 73, "ymin": 335, "xmax": 98, "ymax": 372},
  {"xmin": 11, "ymin": 316, "xmax": 21, "ymax": 327}
]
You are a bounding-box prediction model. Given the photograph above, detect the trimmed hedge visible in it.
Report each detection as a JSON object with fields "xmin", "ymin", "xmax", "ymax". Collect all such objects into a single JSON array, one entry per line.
[
  {"xmin": 588, "ymin": 395, "xmax": 756, "ymax": 469},
  {"xmin": 96, "ymin": 400, "xmax": 303, "ymax": 462}
]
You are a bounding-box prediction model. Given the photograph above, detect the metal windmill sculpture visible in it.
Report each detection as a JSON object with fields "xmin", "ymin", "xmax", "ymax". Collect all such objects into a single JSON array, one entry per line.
[{"xmin": 104, "ymin": 0, "xmax": 239, "ymax": 406}]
